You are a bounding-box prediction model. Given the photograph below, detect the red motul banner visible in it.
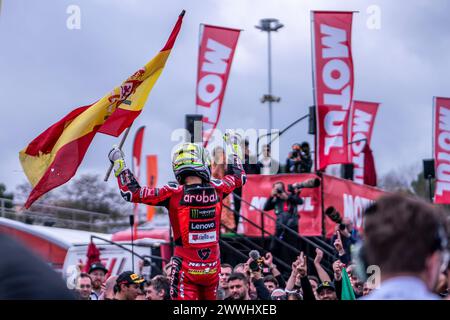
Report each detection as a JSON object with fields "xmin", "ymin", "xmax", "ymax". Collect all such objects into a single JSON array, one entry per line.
[
  {"xmin": 132, "ymin": 126, "xmax": 145, "ymax": 179},
  {"xmin": 196, "ymin": 24, "xmax": 241, "ymax": 147},
  {"xmin": 241, "ymin": 174, "xmax": 323, "ymax": 237},
  {"xmin": 322, "ymin": 174, "xmax": 386, "ymax": 237},
  {"xmin": 433, "ymin": 97, "xmax": 450, "ymax": 204},
  {"xmin": 132, "ymin": 126, "xmax": 145, "ymax": 236},
  {"xmin": 349, "ymin": 101, "xmax": 379, "ymax": 184},
  {"xmin": 241, "ymin": 174, "xmax": 387, "ymax": 238},
  {"xmin": 146, "ymin": 155, "xmax": 158, "ymax": 221},
  {"xmin": 312, "ymin": 11, "xmax": 354, "ymax": 170}
]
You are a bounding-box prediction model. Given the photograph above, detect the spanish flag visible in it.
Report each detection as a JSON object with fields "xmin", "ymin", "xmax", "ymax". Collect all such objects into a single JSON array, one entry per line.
[{"xmin": 19, "ymin": 11, "xmax": 184, "ymax": 208}]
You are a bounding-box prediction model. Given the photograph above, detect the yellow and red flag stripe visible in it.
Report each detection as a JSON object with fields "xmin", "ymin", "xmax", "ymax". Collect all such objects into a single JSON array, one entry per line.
[{"xmin": 19, "ymin": 11, "xmax": 184, "ymax": 208}]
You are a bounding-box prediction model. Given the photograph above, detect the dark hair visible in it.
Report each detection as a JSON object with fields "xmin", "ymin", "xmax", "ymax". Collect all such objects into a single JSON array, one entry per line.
[
  {"xmin": 228, "ymin": 272, "xmax": 249, "ymax": 285},
  {"xmin": 78, "ymin": 272, "xmax": 92, "ymax": 284},
  {"xmin": 221, "ymin": 263, "xmax": 233, "ymax": 270},
  {"xmin": 149, "ymin": 275, "xmax": 170, "ymax": 300},
  {"xmin": 273, "ymin": 181, "xmax": 285, "ymax": 190},
  {"xmin": 263, "ymin": 275, "xmax": 279, "ymax": 287},
  {"xmin": 364, "ymin": 193, "xmax": 446, "ymax": 274}
]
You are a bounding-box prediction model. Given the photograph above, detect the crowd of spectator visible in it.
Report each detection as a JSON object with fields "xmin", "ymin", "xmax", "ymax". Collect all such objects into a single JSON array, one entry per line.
[{"xmin": 70, "ymin": 193, "xmax": 449, "ymax": 301}]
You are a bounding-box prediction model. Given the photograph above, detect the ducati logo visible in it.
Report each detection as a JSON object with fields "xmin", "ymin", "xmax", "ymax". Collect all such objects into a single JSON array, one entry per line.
[{"xmin": 197, "ymin": 248, "xmax": 211, "ymax": 260}]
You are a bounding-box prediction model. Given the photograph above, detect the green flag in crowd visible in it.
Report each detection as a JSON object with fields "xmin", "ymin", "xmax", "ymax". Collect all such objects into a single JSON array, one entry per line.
[{"xmin": 341, "ymin": 268, "xmax": 356, "ymax": 300}]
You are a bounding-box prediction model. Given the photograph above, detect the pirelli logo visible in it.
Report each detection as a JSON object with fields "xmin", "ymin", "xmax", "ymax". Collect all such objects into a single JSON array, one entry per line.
[{"xmin": 190, "ymin": 208, "xmax": 216, "ymax": 220}]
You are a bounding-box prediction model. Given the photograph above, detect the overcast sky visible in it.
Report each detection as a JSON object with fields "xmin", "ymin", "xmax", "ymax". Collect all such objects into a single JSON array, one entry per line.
[{"xmin": 1, "ymin": 0, "xmax": 449, "ymax": 198}]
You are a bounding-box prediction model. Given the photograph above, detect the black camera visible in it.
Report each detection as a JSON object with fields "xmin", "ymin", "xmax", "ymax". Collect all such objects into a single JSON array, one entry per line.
[
  {"xmin": 291, "ymin": 151, "xmax": 299, "ymax": 158},
  {"xmin": 325, "ymin": 206, "xmax": 342, "ymax": 224},
  {"xmin": 287, "ymin": 184, "xmax": 296, "ymax": 193},
  {"xmin": 325, "ymin": 207, "xmax": 348, "ymax": 231},
  {"xmin": 249, "ymin": 260, "xmax": 262, "ymax": 272},
  {"xmin": 276, "ymin": 186, "xmax": 283, "ymax": 194}
]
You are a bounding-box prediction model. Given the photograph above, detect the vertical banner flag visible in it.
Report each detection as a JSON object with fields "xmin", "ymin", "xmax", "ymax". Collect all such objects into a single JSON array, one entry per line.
[
  {"xmin": 312, "ymin": 11, "xmax": 355, "ymax": 170},
  {"xmin": 132, "ymin": 126, "xmax": 145, "ymax": 236},
  {"xmin": 19, "ymin": 12, "xmax": 184, "ymax": 208},
  {"xmin": 132, "ymin": 126, "xmax": 145, "ymax": 179},
  {"xmin": 433, "ymin": 97, "xmax": 450, "ymax": 204},
  {"xmin": 196, "ymin": 24, "xmax": 241, "ymax": 147},
  {"xmin": 146, "ymin": 155, "xmax": 158, "ymax": 221},
  {"xmin": 349, "ymin": 101, "xmax": 379, "ymax": 184}
]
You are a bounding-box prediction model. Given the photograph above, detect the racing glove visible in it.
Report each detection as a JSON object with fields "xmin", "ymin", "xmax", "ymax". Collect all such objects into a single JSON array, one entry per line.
[{"xmin": 108, "ymin": 145, "xmax": 127, "ymax": 177}]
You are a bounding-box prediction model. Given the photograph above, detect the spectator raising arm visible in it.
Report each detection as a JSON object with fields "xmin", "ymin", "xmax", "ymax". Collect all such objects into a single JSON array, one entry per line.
[
  {"xmin": 263, "ymin": 252, "xmax": 286, "ymax": 289},
  {"xmin": 334, "ymin": 230, "xmax": 350, "ymax": 265},
  {"xmin": 313, "ymin": 248, "xmax": 332, "ymax": 283},
  {"xmin": 332, "ymin": 259, "xmax": 345, "ymax": 300},
  {"xmin": 297, "ymin": 252, "xmax": 316, "ymax": 301}
]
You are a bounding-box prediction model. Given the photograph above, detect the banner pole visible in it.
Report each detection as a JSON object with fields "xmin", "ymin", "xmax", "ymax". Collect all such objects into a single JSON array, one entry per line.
[
  {"xmin": 104, "ymin": 125, "xmax": 133, "ymax": 182},
  {"xmin": 310, "ymin": 11, "xmax": 319, "ymax": 172}
]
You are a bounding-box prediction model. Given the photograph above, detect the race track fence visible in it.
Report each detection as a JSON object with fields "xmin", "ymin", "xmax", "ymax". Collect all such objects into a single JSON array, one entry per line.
[{"xmin": 0, "ymin": 197, "xmax": 129, "ymax": 233}]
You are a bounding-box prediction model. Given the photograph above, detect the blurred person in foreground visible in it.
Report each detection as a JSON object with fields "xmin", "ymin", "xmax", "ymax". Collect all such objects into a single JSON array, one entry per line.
[
  {"xmin": 361, "ymin": 194, "xmax": 449, "ymax": 300},
  {"xmin": 0, "ymin": 234, "xmax": 75, "ymax": 299}
]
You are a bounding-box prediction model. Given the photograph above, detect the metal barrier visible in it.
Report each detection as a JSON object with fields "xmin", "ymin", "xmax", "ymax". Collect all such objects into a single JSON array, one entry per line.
[{"xmin": 0, "ymin": 197, "xmax": 129, "ymax": 233}]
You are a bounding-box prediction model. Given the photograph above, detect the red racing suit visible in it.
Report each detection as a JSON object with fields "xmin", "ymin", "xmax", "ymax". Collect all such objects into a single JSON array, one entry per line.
[{"xmin": 116, "ymin": 162, "xmax": 246, "ymax": 300}]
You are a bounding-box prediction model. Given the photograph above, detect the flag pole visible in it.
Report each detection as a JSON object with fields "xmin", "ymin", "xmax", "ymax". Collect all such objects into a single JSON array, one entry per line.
[{"xmin": 104, "ymin": 125, "xmax": 133, "ymax": 182}]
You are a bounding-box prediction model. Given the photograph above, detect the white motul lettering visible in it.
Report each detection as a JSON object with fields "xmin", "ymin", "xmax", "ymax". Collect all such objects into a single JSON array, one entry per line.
[
  {"xmin": 324, "ymin": 85, "xmax": 351, "ymax": 110},
  {"xmin": 343, "ymin": 194, "xmax": 374, "ymax": 229},
  {"xmin": 352, "ymin": 151, "xmax": 365, "ymax": 184},
  {"xmin": 197, "ymin": 74, "xmax": 223, "ymax": 103},
  {"xmin": 323, "ymin": 59, "xmax": 350, "ymax": 90},
  {"xmin": 437, "ymin": 163, "xmax": 450, "ymax": 182},
  {"xmin": 202, "ymin": 39, "xmax": 231, "ymax": 74},
  {"xmin": 250, "ymin": 197, "xmax": 267, "ymax": 211},
  {"xmin": 439, "ymin": 107, "xmax": 450, "ymax": 131},
  {"xmin": 325, "ymin": 136, "xmax": 344, "ymax": 155},
  {"xmin": 438, "ymin": 132, "xmax": 450, "ymax": 152},
  {"xmin": 436, "ymin": 181, "xmax": 450, "ymax": 196},
  {"xmin": 353, "ymin": 109, "xmax": 372, "ymax": 133},
  {"xmin": 352, "ymin": 132, "xmax": 367, "ymax": 154},
  {"xmin": 438, "ymin": 152, "xmax": 450, "ymax": 163},
  {"xmin": 320, "ymin": 24, "xmax": 349, "ymax": 58},
  {"xmin": 199, "ymin": 100, "xmax": 220, "ymax": 123},
  {"xmin": 298, "ymin": 197, "xmax": 314, "ymax": 211},
  {"xmin": 324, "ymin": 111, "xmax": 346, "ymax": 135},
  {"xmin": 436, "ymin": 106, "xmax": 450, "ymax": 198}
]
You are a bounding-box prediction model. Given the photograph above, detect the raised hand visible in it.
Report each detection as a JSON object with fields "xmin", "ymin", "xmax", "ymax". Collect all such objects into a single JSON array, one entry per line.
[
  {"xmin": 314, "ymin": 248, "xmax": 324, "ymax": 265},
  {"xmin": 108, "ymin": 145, "xmax": 127, "ymax": 177}
]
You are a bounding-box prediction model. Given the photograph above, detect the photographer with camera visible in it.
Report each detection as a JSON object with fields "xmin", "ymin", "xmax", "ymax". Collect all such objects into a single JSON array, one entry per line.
[
  {"xmin": 286, "ymin": 142, "xmax": 313, "ymax": 174},
  {"xmin": 263, "ymin": 181, "xmax": 304, "ymax": 263},
  {"xmin": 326, "ymin": 207, "xmax": 360, "ymax": 264}
]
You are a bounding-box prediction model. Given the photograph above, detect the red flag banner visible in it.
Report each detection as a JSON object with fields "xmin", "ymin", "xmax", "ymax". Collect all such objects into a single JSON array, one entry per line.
[
  {"xmin": 322, "ymin": 174, "xmax": 386, "ymax": 237},
  {"xmin": 433, "ymin": 97, "xmax": 450, "ymax": 204},
  {"xmin": 312, "ymin": 11, "xmax": 355, "ymax": 170},
  {"xmin": 241, "ymin": 174, "xmax": 387, "ymax": 238},
  {"xmin": 132, "ymin": 126, "xmax": 145, "ymax": 236},
  {"xmin": 196, "ymin": 25, "xmax": 241, "ymax": 147},
  {"xmin": 363, "ymin": 144, "xmax": 377, "ymax": 186},
  {"xmin": 146, "ymin": 155, "xmax": 158, "ymax": 221},
  {"xmin": 132, "ymin": 126, "xmax": 145, "ymax": 180},
  {"xmin": 349, "ymin": 101, "xmax": 379, "ymax": 184},
  {"xmin": 240, "ymin": 174, "xmax": 323, "ymax": 237}
]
